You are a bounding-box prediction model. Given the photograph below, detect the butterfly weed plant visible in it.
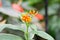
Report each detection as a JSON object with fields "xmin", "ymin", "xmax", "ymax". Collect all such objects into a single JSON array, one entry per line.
[{"xmin": 0, "ymin": 10, "xmax": 54, "ymax": 40}]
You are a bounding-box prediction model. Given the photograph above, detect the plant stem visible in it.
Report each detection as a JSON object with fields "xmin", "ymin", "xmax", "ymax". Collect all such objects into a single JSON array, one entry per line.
[
  {"xmin": 26, "ymin": 25, "xmax": 28, "ymax": 40},
  {"xmin": 25, "ymin": 23, "xmax": 29, "ymax": 40}
]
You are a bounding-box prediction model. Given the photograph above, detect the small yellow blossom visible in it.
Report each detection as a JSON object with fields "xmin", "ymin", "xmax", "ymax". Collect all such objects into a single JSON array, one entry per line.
[
  {"xmin": 22, "ymin": 14, "xmax": 31, "ymax": 23},
  {"xmin": 29, "ymin": 10, "xmax": 38, "ymax": 16}
]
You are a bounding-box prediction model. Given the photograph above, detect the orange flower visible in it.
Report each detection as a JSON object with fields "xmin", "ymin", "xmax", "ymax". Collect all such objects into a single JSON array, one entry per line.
[
  {"xmin": 29, "ymin": 10, "xmax": 38, "ymax": 16},
  {"xmin": 22, "ymin": 15, "xmax": 31, "ymax": 23},
  {"xmin": 35, "ymin": 14, "xmax": 44, "ymax": 20}
]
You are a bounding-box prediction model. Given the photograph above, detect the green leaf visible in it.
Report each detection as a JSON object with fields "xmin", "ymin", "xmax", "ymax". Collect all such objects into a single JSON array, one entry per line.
[
  {"xmin": 0, "ymin": 33, "xmax": 23, "ymax": 40},
  {"xmin": 0, "ymin": 24, "xmax": 25, "ymax": 32},
  {"xmin": 29, "ymin": 31, "xmax": 34, "ymax": 40},
  {"xmin": 36, "ymin": 31, "xmax": 54, "ymax": 40},
  {"xmin": 32, "ymin": 30, "xmax": 54, "ymax": 40},
  {"xmin": 30, "ymin": 24, "xmax": 54, "ymax": 40},
  {"xmin": 0, "ymin": 24, "xmax": 54, "ymax": 40},
  {"xmin": 30, "ymin": 24, "xmax": 37, "ymax": 31},
  {"xmin": 28, "ymin": 24, "xmax": 38, "ymax": 39}
]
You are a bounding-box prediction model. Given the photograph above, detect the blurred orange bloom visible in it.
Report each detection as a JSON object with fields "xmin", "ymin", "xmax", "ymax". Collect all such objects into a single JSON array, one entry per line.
[
  {"xmin": 29, "ymin": 10, "xmax": 38, "ymax": 16},
  {"xmin": 12, "ymin": 3, "xmax": 24, "ymax": 12},
  {"xmin": 35, "ymin": 14, "xmax": 44, "ymax": 20},
  {"xmin": 22, "ymin": 14, "xmax": 31, "ymax": 23}
]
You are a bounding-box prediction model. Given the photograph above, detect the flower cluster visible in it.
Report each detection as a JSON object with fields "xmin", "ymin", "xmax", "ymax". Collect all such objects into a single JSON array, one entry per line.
[
  {"xmin": 21, "ymin": 10, "xmax": 37, "ymax": 23},
  {"xmin": 29, "ymin": 9, "xmax": 38, "ymax": 16},
  {"xmin": 22, "ymin": 14, "xmax": 31, "ymax": 23}
]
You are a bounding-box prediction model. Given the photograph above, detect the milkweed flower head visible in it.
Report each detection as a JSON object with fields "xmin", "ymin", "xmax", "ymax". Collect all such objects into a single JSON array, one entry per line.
[
  {"xmin": 21, "ymin": 13, "xmax": 31, "ymax": 23},
  {"xmin": 21, "ymin": 10, "xmax": 38, "ymax": 23}
]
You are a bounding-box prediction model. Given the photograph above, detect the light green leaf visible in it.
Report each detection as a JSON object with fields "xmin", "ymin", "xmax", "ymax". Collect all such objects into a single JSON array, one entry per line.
[
  {"xmin": 0, "ymin": 24, "xmax": 54, "ymax": 40},
  {"xmin": 0, "ymin": 33, "xmax": 23, "ymax": 40},
  {"xmin": 28, "ymin": 24, "xmax": 37, "ymax": 39},
  {"xmin": 30, "ymin": 24, "xmax": 37, "ymax": 31},
  {"xmin": 0, "ymin": 24, "xmax": 24, "ymax": 32},
  {"xmin": 37, "ymin": 31, "xmax": 54, "ymax": 40},
  {"xmin": 32, "ymin": 30, "xmax": 54, "ymax": 40},
  {"xmin": 30, "ymin": 24, "xmax": 54, "ymax": 40},
  {"xmin": 29, "ymin": 31, "xmax": 34, "ymax": 39}
]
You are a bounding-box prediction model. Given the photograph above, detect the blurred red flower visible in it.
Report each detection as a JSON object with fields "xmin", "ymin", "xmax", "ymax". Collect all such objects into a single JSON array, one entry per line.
[
  {"xmin": 35, "ymin": 14, "xmax": 44, "ymax": 20},
  {"xmin": 12, "ymin": 4, "xmax": 24, "ymax": 12}
]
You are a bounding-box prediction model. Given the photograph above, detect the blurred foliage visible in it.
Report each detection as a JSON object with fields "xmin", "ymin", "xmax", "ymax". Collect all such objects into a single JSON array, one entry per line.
[
  {"xmin": 0, "ymin": 33, "xmax": 23, "ymax": 40},
  {"xmin": 0, "ymin": 24, "xmax": 54, "ymax": 40}
]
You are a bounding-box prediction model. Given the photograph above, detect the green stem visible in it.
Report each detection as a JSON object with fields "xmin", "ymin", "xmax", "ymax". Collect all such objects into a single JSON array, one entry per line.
[
  {"xmin": 25, "ymin": 23, "xmax": 29, "ymax": 40},
  {"xmin": 26, "ymin": 25, "xmax": 28, "ymax": 40}
]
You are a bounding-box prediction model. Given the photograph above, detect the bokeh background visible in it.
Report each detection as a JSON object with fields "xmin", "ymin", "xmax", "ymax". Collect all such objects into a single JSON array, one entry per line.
[{"xmin": 0, "ymin": 0, "xmax": 60, "ymax": 40}]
